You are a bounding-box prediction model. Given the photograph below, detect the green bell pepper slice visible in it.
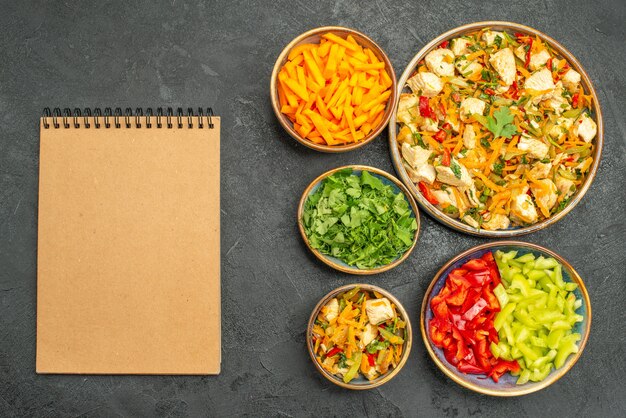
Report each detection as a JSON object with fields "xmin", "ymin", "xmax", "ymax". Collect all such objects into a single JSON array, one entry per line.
[{"xmin": 343, "ymin": 351, "xmax": 363, "ymax": 383}]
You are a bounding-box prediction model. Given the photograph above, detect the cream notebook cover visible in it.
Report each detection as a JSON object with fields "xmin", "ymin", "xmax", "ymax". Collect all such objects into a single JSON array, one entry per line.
[{"xmin": 37, "ymin": 108, "xmax": 220, "ymax": 374}]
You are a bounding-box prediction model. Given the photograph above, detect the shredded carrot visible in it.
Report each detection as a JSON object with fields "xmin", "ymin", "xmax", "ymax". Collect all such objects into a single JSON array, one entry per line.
[{"xmin": 278, "ymin": 32, "xmax": 392, "ymax": 146}]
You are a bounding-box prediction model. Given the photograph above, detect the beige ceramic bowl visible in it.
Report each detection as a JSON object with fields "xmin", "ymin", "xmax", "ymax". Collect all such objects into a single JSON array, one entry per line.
[
  {"xmin": 388, "ymin": 21, "xmax": 603, "ymax": 236},
  {"xmin": 421, "ymin": 241, "xmax": 591, "ymax": 396},
  {"xmin": 297, "ymin": 165, "xmax": 420, "ymax": 275},
  {"xmin": 271, "ymin": 26, "xmax": 397, "ymax": 152},
  {"xmin": 307, "ymin": 284, "xmax": 413, "ymax": 389}
]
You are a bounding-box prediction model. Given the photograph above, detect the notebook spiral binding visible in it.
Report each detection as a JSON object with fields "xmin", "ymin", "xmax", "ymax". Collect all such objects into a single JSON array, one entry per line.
[{"xmin": 42, "ymin": 107, "xmax": 215, "ymax": 129}]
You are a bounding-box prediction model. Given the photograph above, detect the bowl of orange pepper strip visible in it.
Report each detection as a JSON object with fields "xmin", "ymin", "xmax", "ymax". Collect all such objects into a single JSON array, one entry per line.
[
  {"xmin": 271, "ymin": 26, "xmax": 397, "ymax": 152},
  {"xmin": 307, "ymin": 284, "xmax": 412, "ymax": 389}
]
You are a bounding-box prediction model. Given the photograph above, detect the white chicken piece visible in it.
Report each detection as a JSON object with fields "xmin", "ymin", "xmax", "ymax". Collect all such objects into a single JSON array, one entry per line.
[
  {"xmin": 510, "ymin": 187, "xmax": 539, "ymax": 224},
  {"xmin": 396, "ymin": 94, "xmax": 419, "ymax": 125},
  {"xmin": 489, "ymin": 48, "xmax": 516, "ymax": 86},
  {"xmin": 496, "ymin": 84, "xmax": 511, "ymax": 94},
  {"xmin": 454, "ymin": 58, "xmax": 483, "ymax": 78},
  {"xmin": 529, "ymin": 49, "xmax": 551, "ymax": 71},
  {"xmin": 524, "ymin": 68, "xmax": 556, "ymax": 102},
  {"xmin": 436, "ymin": 159, "xmax": 473, "ymax": 187},
  {"xmin": 514, "ymin": 44, "xmax": 527, "ymax": 61},
  {"xmin": 424, "ymin": 48, "xmax": 455, "ymax": 77},
  {"xmin": 573, "ymin": 113, "xmax": 597, "ymax": 142},
  {"xmin": 545, "ymin": 81, "xmax": 571, "ymax": 115},
  {"xmin": 406, "ymin": 72, "xmax": 443, "ymax": 97},
  {"xmin": 402, "ymin": 143, "xmax": 436, "ymax": 184},
  {"xmin": 482, "ymin": 31, "xmax": 504, "ymax": 45},
  {"xmin": 402, "ymin": 142, "xmax": 431, "ymax": 166},
  {"xmin": 527, "ymin": 162, "xmax": 552, "ymax": 179},
  {"xmin": 431, "ymin": 188, "xmax": 455, "ymax": 207},
  {"xmin": 323, "ymin": 298, "xmax": 339, "ymax": 322},
  {"xmin": 405, "ymin": 162, "xmax": 437, "ymax": 185},
  {"xmin": 459, "ymin": 183, "xmax": 480, "ymax": 207},
  {"xmin": 359, "ymin": 323, "xmax": 379, "ymax": 349},
  {"xmin": 482, "ymin": 213, "xmax": 511, "ymax": 231},
  {"xmin": 555, "ymin": 175, "xmax": 576, "ymax": 200},
  {"xmin": 549, "ymin": 116, "xmax": 574, "ymax": 139},
  {"xmin": 531, "ymin": 179, "xmax": 558, "ymax": 212},
  {"xmin": 463, "ymin": 124, "xmax": 477, "ymax": 149},
  {"xmin": 365, "ymin": 298, "xmax": 395, "ymax": 325},
  {"xmin": 514, "ymin": 164, "xmax": 529, "ymax": 176},
  {"xmin": 451, "ymin": 38, "xmax": 471, "ymax": 56},
  {"xmin": 459, "ymin": 97, "xmax": 486, "ymax": 122},
  {"xmin": 462, "ymin": 215, "xmax": 480, "ymax": 229},
  {"xmin": 421, "ymin": 117, "xmax": 439, "ymax": 132},
  {"xmin": 517, "ymin": 134, "xmax": 550, "ymax": 160},
  {"xmin": 561, "ymin": 69, "xmax": 581, "ymax": 92},
  {"xmin": 364, "ymin": 365, "xmax": 379, "ymax": 381}
]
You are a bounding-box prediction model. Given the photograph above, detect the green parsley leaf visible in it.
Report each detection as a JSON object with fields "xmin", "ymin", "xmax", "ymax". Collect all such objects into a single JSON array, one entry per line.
[
  {"xmin": 485, "ymin": 106, "xmax": 518, "ymax": 139},
  {"xmin": 338, "ymin": 353, "xmax": 348, "ymax": 368},
  {"xmin": 494, "ymin": 35, "xmax": 503, "ymax": 48}
]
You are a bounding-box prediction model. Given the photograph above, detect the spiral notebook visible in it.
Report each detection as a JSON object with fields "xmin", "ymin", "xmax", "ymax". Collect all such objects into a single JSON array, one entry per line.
[{"xmin": 36, "ymin": 107, "xmax": 221, "ymax": 375}]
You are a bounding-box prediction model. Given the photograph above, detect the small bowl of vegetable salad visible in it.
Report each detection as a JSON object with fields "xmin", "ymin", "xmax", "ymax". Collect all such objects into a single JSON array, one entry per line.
[
  {"xmin": 421, "ymin": 241, "xmax": 591, "ymax": 396},
  {"xmin": 307, "ymin": 284, "xmax": 412, "ymax": 389},
  {"xmin": 297, "ymin": 165, "xmax": 420, "ymax": 274}
]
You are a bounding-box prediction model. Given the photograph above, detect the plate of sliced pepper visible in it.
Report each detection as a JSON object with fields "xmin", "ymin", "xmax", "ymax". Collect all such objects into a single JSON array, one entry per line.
[{"xmin": 421, "ymin": 241, "xmax": 590, "ymax": 396}]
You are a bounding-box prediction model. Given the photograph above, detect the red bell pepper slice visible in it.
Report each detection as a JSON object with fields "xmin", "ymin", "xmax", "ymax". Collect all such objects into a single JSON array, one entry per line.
[
  {"xmin": 419, "ymin": 96, "xmax": 435, "ymax": 119},
  {"xmin": 434, "ymin": 129, "xmax": 447, "ymax": 143},
  {"xmin": 457, "ymin": 361, "xmax": 485, "ymax": 375},
  {"xmin": 442, "ymin": 148, "xmax": 451, "ymax": 167},
  {"xmin": 572, "ymin": 93, "xmax": 580, "ymax": 108},
  {"xmin": 464, "ymin": 259, "xmax": 487, "ymax": 271},
  {"xmin": 451, "ymin": 314, "xmax": 467, "ymax": 331},
  {"xmin": 418, "ymin": 181, "xmax": 439, "ymax": 205},
  {"xmin": 432, "ymin": 299, "xmax": 450, "ymax": 319},
  {"xmin": 464, "ymin": 270, "xmax": 492, "ymax": 287},
  {"xmin": 484, "ymin": 87, "xmax": 496, "ymax": 96},
  {"xmin": 462, "ymin": 298, "xmax": 488, "ymax": 321},
  {"xmin": 367, "ymin": 353, "xmax": 376, "ymax": 367},
  {"xmin": 430, "ymin": 326, "xmax": 447, "ymax": 347},
  {"xmin": 325, "ymin": 347, "xmax": 342, "ymax": 357},
  {"xmin": 448, "ymin": 268, "xmax": 470, "ymax": 288},
  {"xmin": 482, "ymin": 286, "xmax": 501, "ymax": 311},
  {"xmin": 460, "ymin": 287, "xmax": 481, "ymax": 313},
  {"xmin": 481, "ymin": 251, "xmax": 502, "ymax": 286},
  {"xmin": 507, "ymin": 81, "xmax": 521, "ymax": 100},
  {"xmin": 445, "ymin": 286, "xmax": 469, "ymax": 306},
  {"xmin": 524, "ymin": 39, "xmax": 533, "ymax": 69},
  {"xmin": 439, "ymin": 40, "xmax": 449, "ymax": 49},
  {"xmin": 489, "ymin": 360, "xmax": 521, "ymax": 382}
]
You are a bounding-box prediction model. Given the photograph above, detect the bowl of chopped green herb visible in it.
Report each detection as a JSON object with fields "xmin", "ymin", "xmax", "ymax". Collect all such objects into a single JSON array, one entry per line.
[{"xmin": 298, "ymin": 165, "xmax": 420, "ymax": 274}]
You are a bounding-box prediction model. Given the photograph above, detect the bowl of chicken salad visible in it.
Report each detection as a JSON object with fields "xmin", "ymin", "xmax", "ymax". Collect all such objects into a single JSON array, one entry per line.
[
  {"xmin": 389, "ymin": 22, "xmax": 603, "ymax": 236},
  {"xmin": 307, "ymin": 284, "xmax": 412, "ymax": 389}
]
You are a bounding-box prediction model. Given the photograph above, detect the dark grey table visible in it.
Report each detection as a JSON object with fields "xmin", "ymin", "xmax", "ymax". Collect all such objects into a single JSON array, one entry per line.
[{"xmin": 1, "ymin": 0, "xmax": 625, "ymax": 416}]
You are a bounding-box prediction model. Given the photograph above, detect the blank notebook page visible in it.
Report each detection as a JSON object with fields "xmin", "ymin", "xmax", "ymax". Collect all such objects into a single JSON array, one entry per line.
[{"xmin": 37, "ymin": 116, "xmax": 221, "ymax": 374}]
